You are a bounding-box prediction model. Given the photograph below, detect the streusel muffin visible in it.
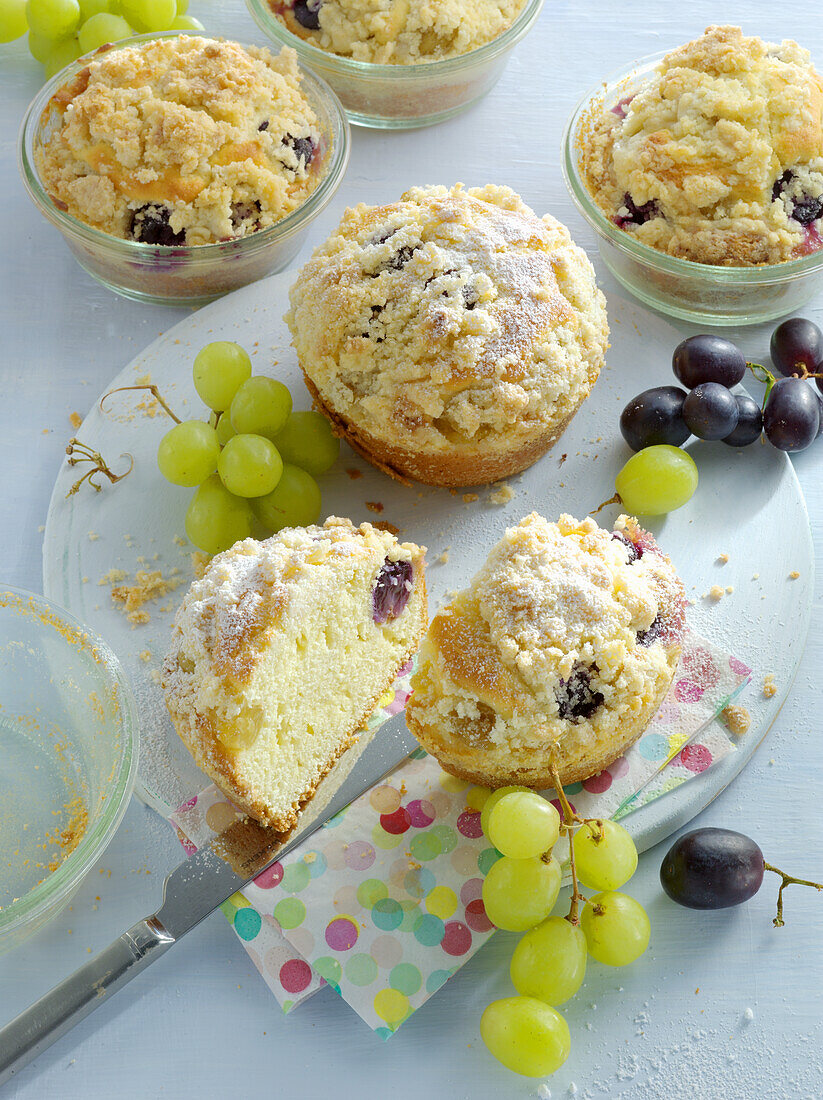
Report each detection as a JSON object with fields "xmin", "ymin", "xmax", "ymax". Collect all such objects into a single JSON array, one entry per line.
[
  {"xmin": 580, "ymin": 25, "xmax": 823, "ymax": 265},
  {"xmin": 272, "ymin": 0, "xmax": 527, "ymax": 63},
  {"xmin": 285, "ymin": 184, "xmax": 608, "ymax": 487},
  {"xmin": 162, "ymin": 518, "xmax": 427, "ymax": 830},
  {"xmin": 36, "ymin": 37, "xmax": 323, "ymax": 246},
  {"xmin": 406, "ymin": 513, "xmax": 685, "ymax": 788}
]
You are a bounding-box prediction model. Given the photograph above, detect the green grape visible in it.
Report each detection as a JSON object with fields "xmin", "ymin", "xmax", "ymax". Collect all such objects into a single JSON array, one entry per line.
[
  {"xmin": 0, "ymin": 0, "xmax": 28, "ymax": 41},
  {"xmin": 217, "ymin": 433, "xmax": 283, "ymax": 499},
  {"xmin": 26, "ymin": 0, "xmax": 79, "ymax": 38},
  {"xmin": 252, "ymin": 464, "xmax": 321, "ymax": 533},
  {"xmin": 572, "ymin": 818, "xmax": 638, "ymax": 892},
  {"xmin": 43, "ymin": 33, "xmax": 80, "ymax": 75},
  {"xmin": 480, "ymin": 784, "xmax": 532, "ymax": 838},
  {"xmin": 119, "ymin": 0, "xmax": 174, "ymax": 31},
  {"xmin": 28, "ymin": 26, "xmax": 55, "ymax": 57},
  {"xmin": 482, "ymin": 855, "xmax": 561, "ymax": 932},
  {"xmin": 169, "ymin": 12, "xmax": 200, "ymax": 28},
  {"xmin": 78, "ymin": 0, "xmax": 112, "ymax": 19},
  {"xmin": 157, "ymin": 420, "xmax": 220, "ymax": 487},
  {"xmin": 510, "ymin": 916, "xmax": 587, "ymax": 1005},
  {"xmin": 185, "ymin": 477, "xmax": 254, "ymax": 557},
  {"xmin": 192, "ymin": 341, "xmax": 252, "ymax": 413},
  {"xmin": 487, "ymin": 792, "xmax": 560, "ymax": 860},
  {"xmin": 273, "ymin": 411, "xmax": 340, "ymax": 476},
  {"xmin": 174, "ymin": 0, "xmax": 186, "ymax": 11},
  {"xmin": 615, "ymin": 444, "xmax": 697, "ymax": 516},
  {"xmin": 230, "ymin": 376, "xmax": 292, "ymax": 441},
  {"xmin": 480, "ymin": 997, "xmax": 570, "ymax": 1078},
  {"xmin": 216, "ymin": 415, "xmax": 236, "ymax": 446},
  {"xmin": 77, "ymin": 10, "xmax": 129, "ymax": 48},
  {"xmin": 581, "ymin": 891, "xmax": 650, "ymax": 967}
]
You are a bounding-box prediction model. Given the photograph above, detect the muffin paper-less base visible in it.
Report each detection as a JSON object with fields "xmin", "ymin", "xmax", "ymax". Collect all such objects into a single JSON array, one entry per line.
[{"xmin": 170, "ymin": 629, "xmax": 750, "ymax": 1035}]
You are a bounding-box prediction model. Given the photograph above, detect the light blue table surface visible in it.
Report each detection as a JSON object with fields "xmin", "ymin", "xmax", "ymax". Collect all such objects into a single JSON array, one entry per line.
[{"xmin": 1, "ymin": 2, "xmax": 822, "ymax": 1096}]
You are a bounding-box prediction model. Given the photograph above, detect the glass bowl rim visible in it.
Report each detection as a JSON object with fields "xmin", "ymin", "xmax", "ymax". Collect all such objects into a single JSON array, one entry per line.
[
  {"xmin": 245, "ymin": 0, "xmax": 545, "ymax": 79},
  {"xmin": 562, "ymin": 48, "xmax": 823, "ymax": 285},
  {"xmin": 18, "ymin": 31, "xmax": 351, "ymax": 260},
  {"xmin": 0, "ymin": 584, "xmax": 139, "ymax": 939}
]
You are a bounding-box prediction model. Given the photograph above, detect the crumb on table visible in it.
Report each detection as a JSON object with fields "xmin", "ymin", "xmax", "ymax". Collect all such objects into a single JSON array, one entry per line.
[
  {"xmin": 462, "ymin": 493, "xmax": 479, "ymax": 503},
  {"xmin": 707, "ymin": 585, "xmax": 725, "ymax": 601},
  {"xmin": 437, "ymin": 548, "xmax": 450, "ymax": 565},
  {"xmin": 107, "ymin": 569, "xmax": 184, "ymax": 626},
  {"xmin": 69, "ymin": 411, "xmax": 83, "ymax": 430},
  {"xmin": 365, "ymin": 501, "xmax": 384, "ymax": 514},
  {"xmin": 373, "ymin": 521, "xmax": 400, "ymax": 536},
  {"xmin": 489, "ymin": 483, "xmax": 515, "ymax": 505},
  {"xmin": 346, "ymin": 468, "xmax": 363, "ymax": 480},
  {"xmin": 763, "ymin": 674, "xmax": 777, "ymax": 699},
  {"xmin": 789, "ymin": 570, "xmax": 800, "ymax": 579},
  {"xmin": 721, "ymin": 705, "xmax": 751, "ymax": 737},
  {"xmin": 716, "ymin": 553, "xmax": 729, "ymax": 564}
]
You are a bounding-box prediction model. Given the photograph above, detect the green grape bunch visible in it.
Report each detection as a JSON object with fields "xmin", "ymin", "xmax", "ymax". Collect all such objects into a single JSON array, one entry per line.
[{"xmin": 155, "ymin": 341, "xmax": 340, "ymax": 557}]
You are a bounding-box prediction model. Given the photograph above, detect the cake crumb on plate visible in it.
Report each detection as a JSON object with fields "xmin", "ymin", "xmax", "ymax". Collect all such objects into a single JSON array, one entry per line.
[
  {"xmin": 721, "ymin": 705, "xmax": 750, "ymax": 737},
  {"xmin": 489, "ymin": 482, "xmax": 515, "ymax": 505},
  {"xmin": 763, "ymin": 674, "xmax": 777, "ymax": 698}
]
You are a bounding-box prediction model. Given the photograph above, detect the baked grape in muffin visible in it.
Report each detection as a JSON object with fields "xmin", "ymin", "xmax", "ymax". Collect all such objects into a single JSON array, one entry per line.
[
  {"xmin": 271, "ymin": 0, "xmax": 527, "ymax": 63},
  {"xmin": 285, "ymin": 183, "xmax": 608, "ymax": 487},
  {"xmin": 36, "ymin": 37, "xmax": 323, "ymax": 246},
  {"xmin": 580, "ymin": 25, "xmax": 823, "ymax": 265},
  {"xmin": 406, "ymin": 512, "xmax": 685, "ymax": 788},
  {"xmin": 162, "ymin": 518, "xmax": 427, "ymax": 830}
]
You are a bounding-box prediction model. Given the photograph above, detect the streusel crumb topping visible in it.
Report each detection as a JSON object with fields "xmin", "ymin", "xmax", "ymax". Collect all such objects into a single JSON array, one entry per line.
[{"xmin": 36, "ymin": 37, "xmax": 322, "ymax": 245}]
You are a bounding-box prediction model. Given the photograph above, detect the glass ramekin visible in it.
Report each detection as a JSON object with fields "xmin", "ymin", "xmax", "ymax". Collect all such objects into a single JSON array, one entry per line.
[
  {"xmin": 562, "ymin": 52, "xmax": 823, "ymax": 327},
  {"xmin": 246, "ymin": 0, "xmax": 544, "ymax": 129},
  {"xmin": 0, "ymin": 587, "xmax": 138, "ymax": 954},
  {"xmin": 18, "ymin": 33, "xmax": 351, "ymax": 307}
]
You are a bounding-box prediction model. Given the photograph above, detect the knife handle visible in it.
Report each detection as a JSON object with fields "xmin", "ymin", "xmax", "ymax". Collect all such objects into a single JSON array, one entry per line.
[{"xmin": 0, "ymin": 916, "xmax": 174, "ymax": 1087}]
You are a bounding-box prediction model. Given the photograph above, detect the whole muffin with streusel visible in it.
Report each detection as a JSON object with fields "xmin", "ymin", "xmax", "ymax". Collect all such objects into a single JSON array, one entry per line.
[
  {"xmin": 162, "ymin": 518, "xmax": 427, "ymax": 829},
  {"xmin": 406, "ymin": 512, "xmax": 685, "ymax": 788},
  {"xmin": 36, "ymin": 37, "xmax": 324, "ymax": 246},
  {"xmin": 580, "ymin": 25, "xmax": 823, "ymax": 265},
  {"xmin": 285, "ymin": 184, "xmax": 608, "ymax": 487},
  {"xmin": 272, "ymin": 0, "xmax": 527, "ymax": 63}
]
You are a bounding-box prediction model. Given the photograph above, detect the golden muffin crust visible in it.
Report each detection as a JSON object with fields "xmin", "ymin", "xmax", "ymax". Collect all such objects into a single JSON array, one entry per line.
[
  {"xmin": 406, "ymin": 513, "xmax": 685, "ymax": 787},
  {"xmin": 285, "ymin": 183, "xmax": 608, "ymax": 486},
  {"xmin": 162, "ymin": 518, "xmax": 427, "ymax": 829},
  {"xmin": 272, "ymin": 0, "xmax": 527, "ymax": 63},
  {"xmin": 579, "ymin": 25, "xmax": 823, "ymax": 265},
  {"xmin": 36, "ymin": 37, "xmax": 323, "ymax": 245}
]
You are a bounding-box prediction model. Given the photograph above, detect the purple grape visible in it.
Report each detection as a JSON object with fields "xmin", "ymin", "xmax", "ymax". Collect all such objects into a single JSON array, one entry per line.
[
  {"xmin": 372, "ymin": 559, "xmax": 413, "ymax": 624},
  {"xmin": 672, "ymin": 335, "xmax": 747, "ymax": 389},
  {"xmin": 660, "ymin": 828, "xmax": 765, "ymax": 910},
  {"xmin": 816, "ymin": 390, "xmax": 823, "ymax": 438},
  {"xmin": 614, "ymin": 193, "xmax": 659, "ymax": 228},
  {"xmin": 555, "ymin": 665, "xmax": 604, "ymax": 721},
  {"xmin": 772, "ymin": 172, "xmax": 823, "ymax": 225},
  {"xmin": 293, "ymin": 0, "xmax": 321, "ymax": 29},
  {"xmin": 682, "ymin": 382, "xmax": 739, "ymax": 441},
  {"xmin": 763, "ymin": 378, "xmax": 820, "ymax": 452},
  {"xmin": 769, "ymin": 317, "xmax": 823, "ymax": 378},
  {"xmin": 129, "ymin": 204, "xmax": 185, "ymax": 246},
  {"xmin": 619, "ymin": 386, "xmax": 689, "ymax": 451},
  {"xmin": 721, "ymin": 393, "xmax": 763, "ymax": 447}
]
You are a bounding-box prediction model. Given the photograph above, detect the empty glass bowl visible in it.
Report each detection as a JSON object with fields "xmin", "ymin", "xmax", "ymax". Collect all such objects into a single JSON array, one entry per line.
[{"xmin": 0, "ymin": 587, "xmax": 138, "ymax": 954}]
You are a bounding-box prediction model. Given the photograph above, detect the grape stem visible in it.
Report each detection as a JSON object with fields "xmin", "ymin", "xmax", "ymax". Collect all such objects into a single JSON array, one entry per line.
[
  {"xmin": 65, "ymin": 438, "xmax": 133, "ymax": 497},
  {"xmin": 591, "ymin": 492, "xmax": 621, "ymax": 516},
  {"xmin": 100, "ymin": 385, "xmax": 182, "ymax": 424},
  {"xmin": 763, "ymin": 862, "xmax": 823, "ymax": 928},
  {"xmin": 744, "ymin": 362, "xmax": 776, "ymax": 409},
  {"xmin": 549, "ymin": 761, "xmax": 586, "ymax": 926}
]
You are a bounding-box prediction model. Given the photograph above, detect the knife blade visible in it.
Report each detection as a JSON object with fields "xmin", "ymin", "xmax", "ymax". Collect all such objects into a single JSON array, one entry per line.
[{"xmin": 0, "ymin": 709, "xmax": 418, "ymax": 1087}]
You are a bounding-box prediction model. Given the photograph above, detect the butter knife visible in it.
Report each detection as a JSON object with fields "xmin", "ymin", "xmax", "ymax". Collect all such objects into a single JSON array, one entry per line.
[{"xmin": 0, "ymin": 710, "xmax": 416, "ymax": 1087}]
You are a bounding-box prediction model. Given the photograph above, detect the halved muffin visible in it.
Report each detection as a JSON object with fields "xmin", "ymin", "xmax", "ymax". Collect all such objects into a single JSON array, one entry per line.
[
  {"xmin": 162, "ymin": 518, "xmax": 427, "ymax": 829},
  {"xmin": 406, "ymin": 512, "xmax": 684, "ymax": 787},
  {"xmin": 285, "ymin": 183, "xmax": 608, "ymax": 487}
]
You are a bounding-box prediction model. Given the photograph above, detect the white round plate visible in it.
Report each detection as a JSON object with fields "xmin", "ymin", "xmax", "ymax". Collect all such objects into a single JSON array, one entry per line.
[{"xmin": 43, "ymin": 271, "xmax": 813, "ymax": 850}]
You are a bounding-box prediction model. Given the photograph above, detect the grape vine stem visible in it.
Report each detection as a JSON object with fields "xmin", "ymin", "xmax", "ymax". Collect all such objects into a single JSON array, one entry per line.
[
  {"xmin": 763, "ymin": 862, "xmax": 823, "ymax": 928},
  {"xmin": 65, "ymin": 439, "xmax": 133, "ymax": 497},
  {"xmin": 100, "ymin": 385, "xmax": 182, "ymax": 424},
  {"xmin": 549, "ymin": 761, "xmax": 585, "ymax": 926}
]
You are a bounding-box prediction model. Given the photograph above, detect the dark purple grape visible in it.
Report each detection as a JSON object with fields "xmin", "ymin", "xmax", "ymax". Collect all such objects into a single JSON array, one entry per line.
[
  {"xmin": 682, "ymin": 383, "xmax": 739, "ymax": 441},
  {"xmin": 293, "ymin": 0, "xmax": 321, "ymax": 29},
  {"xmin": 672, "ymin": 335, "xmax": 747, "ymax": 389},
  {"xmin": 816, "ymin": 390, "xmax": 823, "ymax": 437},
  {"xmin": 660, "ymin": 828, "xmax": 765, "ymax": 909},
  {"xmin": 769, "ymin": 317, "xmax": 823, "ymax": 378},
  {"xmin": 614, "ymin": 193, "xmax": 659, "ymax": 228},
  {"xmin": 555, "ymin": 665, "xmax": 604, "ymax": 721},
  {"xmin": 612, "ymin": 531, "xmax": 641, "ymax": 562},
  {"xmin": 636, "ymin": 615, "xmax": 662, "ymax": 646},
  {"xmin": 282, "ymin": 133, "xmax": 316, "ymax": 167},
  {"xmin": 372, "ymin": 559, "xmax": 413, "ymax": 624},
  {"xmin": 619, "ymin": 386, "xmax": 689, "ymax": 451},
  {"xmin": 763, "ymin": 378, "xmax": 820, "ymax": 452},
  {"xmin": 721, "ymin": 393, "xmax": 763, "ymax": 447},
  {"xmin": 772, "ymin": 172, "xmax": 823, "ymax": 225},
  {"xmin": 129, "ymin": 204, "xmax": 185, "ymax": 246}
]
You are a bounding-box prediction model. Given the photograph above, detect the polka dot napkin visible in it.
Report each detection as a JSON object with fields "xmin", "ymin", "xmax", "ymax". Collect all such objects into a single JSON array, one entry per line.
[{"xmin": 170, "ymin": 628, "xmax": 750, "ymax": 1035}]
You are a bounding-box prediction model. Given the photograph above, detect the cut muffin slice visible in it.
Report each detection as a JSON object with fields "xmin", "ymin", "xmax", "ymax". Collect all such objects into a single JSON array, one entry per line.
[
  {"xmin": 406, "ymin": 512, "xmax": 684, "ymax": 788},
  {"xmin": 162, "ymin": 518, "xmax": 427, "ymax": 829}
]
